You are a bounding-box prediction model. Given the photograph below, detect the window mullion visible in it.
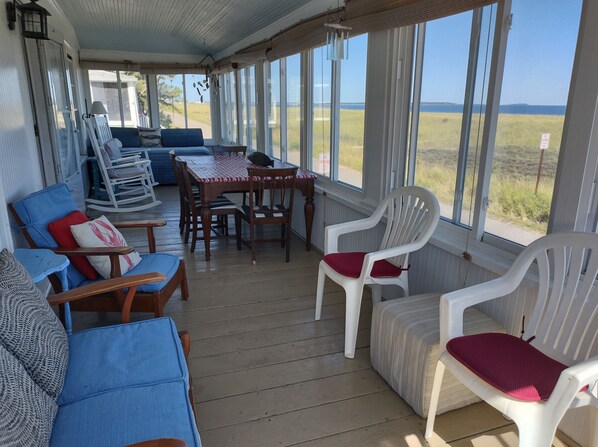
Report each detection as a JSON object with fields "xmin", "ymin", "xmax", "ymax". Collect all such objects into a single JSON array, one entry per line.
[
  {"xmin": 116, "ymin": 71, "xmax": 125, "ymax": 127},
  {"xmin": 302, "ymin": 51, "xmax": 312, "ymax": 170},
  {"xmin": 472, "ymin": 0, "xmax": 512, "ymax": 240},
  {"xmin": 406, "ymin": 24, "xmax": 425, "ymax": 186},
  {"xmin": 147, "ymin": 74, "xmax": 159, "ymax": 128},
  {"xmin": 331, "ymin": 60, "xmax": 341, "ymax": 181},
  {"xmin": 245, "ymin": 68, "xmax": 250, "ymax": 146},
  {"xmin": 280, "ymin": 58, "xmax": 288, "ymax": 162},
  {"xmin": 453, "ymin": 8, "xmax": 482, "ymax": 222},
  {"xmin": 235, "ymin": 71, "xmax": 241, "ymax": 144},
  {"xmin": 182, "ymin": 75, "xmax": 188, "ymax": 128}
]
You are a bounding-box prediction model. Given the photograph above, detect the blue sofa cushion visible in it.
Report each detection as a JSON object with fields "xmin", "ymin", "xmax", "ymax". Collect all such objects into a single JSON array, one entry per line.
[
  {"xmin": 11, "ymin": 183, "xmax": 87, "ymax": 288},
  {"xmin": 58, "ymin": 318, "xmax": 187, "ymax": 405},
  {"xmin": 51, "ymin": 380, "xmax": 201, "ymax": 447},
  {"xmin": 110, "ymin": 127, "xmax": 141, "ymax": 147},
  {"xmin": 0, "ymin": 250, "xmax": 68, "ymax": 399},
  {"xmin": 162, "ymin": 128, "xmax": 204, "ymax": 147},
  {"xmin": 0, "ymin": 343, "xmax": 58, "ymax": 447}
]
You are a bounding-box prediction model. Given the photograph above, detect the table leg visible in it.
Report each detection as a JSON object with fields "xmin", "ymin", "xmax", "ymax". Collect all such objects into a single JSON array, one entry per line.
[
  {"xmin": 304, "ymin": 195, "xmax": 314, "ymax": 251},
  {"xmin": 201, "ymin": 206, "xmax": 213, "ymax": 261}
]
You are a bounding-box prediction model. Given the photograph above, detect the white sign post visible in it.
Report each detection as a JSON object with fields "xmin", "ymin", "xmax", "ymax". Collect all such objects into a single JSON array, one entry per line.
[
  {"xmin": 540, "ymin": 133, "xmax": 550, "ymax": 150},
  {"xmin": 536, "ymin": 133, "xmax": 550, "ymax": 193}
]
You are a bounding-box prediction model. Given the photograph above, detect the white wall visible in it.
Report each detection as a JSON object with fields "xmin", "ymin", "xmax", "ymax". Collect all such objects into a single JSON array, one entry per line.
[{"xmin": 0, "ymin": 0, "xmax": 80, "ymax": 250}]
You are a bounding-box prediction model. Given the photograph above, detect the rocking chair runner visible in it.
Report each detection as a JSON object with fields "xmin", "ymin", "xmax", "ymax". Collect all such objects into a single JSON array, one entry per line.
[
  {"xmin": 9, "ymin": 183, "xmax": 189, "ymax": 321},
  {"xmin": 84, "ymin": 116, "xmax": 161, "ymax": 213}
]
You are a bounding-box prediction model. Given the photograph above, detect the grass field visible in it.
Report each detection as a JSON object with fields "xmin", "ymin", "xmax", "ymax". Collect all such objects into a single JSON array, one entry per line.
[
  {"xmin": 413, "ymin": 112, "xmax": 563, "ymax": 233},
  {"xmin": 165, "ymin": 102, "xmax": 562, "ymax": 233}
]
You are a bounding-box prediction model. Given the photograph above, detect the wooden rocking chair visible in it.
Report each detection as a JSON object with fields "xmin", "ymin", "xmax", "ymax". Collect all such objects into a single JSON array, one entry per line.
[{"xmin": 9, "ymin": 183, "xmax": 188, "ymax": 322}]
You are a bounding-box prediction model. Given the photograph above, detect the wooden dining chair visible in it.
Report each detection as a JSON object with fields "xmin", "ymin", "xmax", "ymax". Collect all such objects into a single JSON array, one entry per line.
[
  {"xmin": 176, "ymin": 158, "xmax": 237, "ymax": 253},
  {"xmin": 235, "ymin": 167, "xmax": 298, "ymax": 265},
  {"xmin": 170, "ymin": 151, "xmax": 189, "ymax": 235}
]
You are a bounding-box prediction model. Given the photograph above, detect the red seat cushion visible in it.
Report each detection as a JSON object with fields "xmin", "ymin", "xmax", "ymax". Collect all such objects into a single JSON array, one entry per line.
[
  {"xmin": 323, "ymin": 252, "xmax": 404, "ymax": 278},
  {"xmin": 447, "ymin": 333, "xmax": 574, "ymax": 401},
  {"xmin": 48, "ymin": 211, "xmax": 99, "ymax": 280}
]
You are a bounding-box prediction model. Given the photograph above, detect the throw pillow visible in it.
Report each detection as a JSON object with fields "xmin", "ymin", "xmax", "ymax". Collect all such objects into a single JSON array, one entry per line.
[
  {"xmin": 0, "ymin": 344, "xmax": 58, "ymax": 447},
  {"xmin": 98, "ymin": 144, "xmax": 113, "ymax": 169},
  {"xmin": 0, "ymin": 249, "xmax": 68, "ymax": 400},
  {"xmin": 103, "ymin": 138, "xmax": 122, "ymax": 159},
  {"xmin": 70, "ymin": 215, "xmax": 142, "ymax": 279},
  {"xmin": 48, "ymin": 211, "xmax": 99, "ymax": 280},
  {"xmin": 138, "ymin": 127, "xmax": 162, "ymax": 147}
]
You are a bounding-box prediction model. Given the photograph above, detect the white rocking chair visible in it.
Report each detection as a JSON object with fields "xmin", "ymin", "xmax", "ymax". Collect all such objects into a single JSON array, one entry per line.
[
  {"xmin": 84, "ymin": 116, "xmax": 161, "ymax": 213},
  {"xmin": 425, "ymin": 232, "xmax": 598, "ymax": 446}
]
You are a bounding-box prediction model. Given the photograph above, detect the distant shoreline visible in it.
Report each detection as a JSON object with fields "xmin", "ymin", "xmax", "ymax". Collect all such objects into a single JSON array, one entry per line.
[{"xmin": 303, "ymin": 102, "xmax": 567, "ymax": 116}]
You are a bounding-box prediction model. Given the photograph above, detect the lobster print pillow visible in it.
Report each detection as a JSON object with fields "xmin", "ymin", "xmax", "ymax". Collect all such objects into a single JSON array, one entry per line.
[{"xmin": 70, "ymin": 215, "xmax": 142, "ymax": 279}]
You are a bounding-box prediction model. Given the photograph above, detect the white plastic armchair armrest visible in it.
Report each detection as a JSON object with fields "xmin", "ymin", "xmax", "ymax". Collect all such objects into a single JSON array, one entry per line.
[
  {"xmin": 355, "ymin": 243, "xmax": 419, "ymax": 281},
  {"xmin": 549, "ymin": 356, "xmax": 598, "ymax": 411},
  {"xmin": 324, "ymin": 216, "xmax": 380, "ymax": 255},
  {"xmin": 439, "ymin": 276, "xmax": 522, "ymax": 350}
]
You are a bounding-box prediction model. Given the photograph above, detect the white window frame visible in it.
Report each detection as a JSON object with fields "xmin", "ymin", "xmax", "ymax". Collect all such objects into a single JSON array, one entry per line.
[
  {"xmin": 404, "ymin": 0, "xmax": 585, "ymax": 254},
  {"xmin": 306, "ymin": 38, "xmax": 368, "ymax": 190}
]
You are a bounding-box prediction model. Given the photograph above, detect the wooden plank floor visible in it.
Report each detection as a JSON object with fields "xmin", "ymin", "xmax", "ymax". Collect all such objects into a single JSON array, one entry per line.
[{"xmin": 76, "ymin": 187, "xmax": 574, "ymax": 447}]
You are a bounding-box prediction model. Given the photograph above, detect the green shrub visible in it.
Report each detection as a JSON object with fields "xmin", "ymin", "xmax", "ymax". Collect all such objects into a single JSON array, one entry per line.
[{"xmin": 489, "ymin": 180, "xmax": 551, "ymax": 224}]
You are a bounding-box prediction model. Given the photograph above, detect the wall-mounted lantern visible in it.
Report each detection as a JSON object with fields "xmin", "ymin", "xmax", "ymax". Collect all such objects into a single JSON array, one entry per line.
[{"xmin": 6, "ymin": 0, "xmax": 51, "ymax": 39}]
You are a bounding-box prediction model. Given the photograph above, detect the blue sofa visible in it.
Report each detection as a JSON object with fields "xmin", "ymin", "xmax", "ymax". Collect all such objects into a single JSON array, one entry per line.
[
  {"xmin": 110, "ymin": 127, "xmax": 212, "ymax": 184},
  {"xmin": 0, "ymin": 249, "xmax": 201, "ymax": 447}
]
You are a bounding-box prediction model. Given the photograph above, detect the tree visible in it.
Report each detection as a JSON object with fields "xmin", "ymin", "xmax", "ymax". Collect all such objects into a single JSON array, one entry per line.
[{"xmin": 157, "ymin": 75, "xmax": 183, "ymax": 128}]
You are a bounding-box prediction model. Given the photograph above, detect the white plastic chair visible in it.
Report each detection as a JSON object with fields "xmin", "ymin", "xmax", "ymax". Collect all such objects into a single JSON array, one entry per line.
[
  {"xmin": 84, "ymin": 116, "xmax": 160, "ymax": 212},
  {"xmin": 425, "ymin": 232, "xmax": 598, "ymax": 446},
  {"xmin": 315, "ymin": 186, "xmax": 440, "ymax": 358}
]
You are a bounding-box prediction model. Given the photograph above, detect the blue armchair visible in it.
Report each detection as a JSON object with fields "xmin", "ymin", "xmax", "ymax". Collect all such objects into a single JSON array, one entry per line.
[
  {"xmin": 0, "ymin": 248, "xmax": 200, "ymax": 446},
  {"xmin": 8, "ymin": 183, "xmax": 189, "ymax": 321}
]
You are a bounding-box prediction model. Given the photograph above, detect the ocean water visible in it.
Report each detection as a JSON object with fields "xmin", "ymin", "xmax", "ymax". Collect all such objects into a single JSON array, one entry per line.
[{"xmin": 336, "ymin": 103, "xmax": 566, "ymax": 116}]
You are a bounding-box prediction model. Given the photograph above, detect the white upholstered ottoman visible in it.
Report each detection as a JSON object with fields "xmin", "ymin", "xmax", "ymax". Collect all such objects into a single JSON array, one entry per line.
[{"xmin": 370, "ymin": 292, "xmax": 504, "ymax": 417}]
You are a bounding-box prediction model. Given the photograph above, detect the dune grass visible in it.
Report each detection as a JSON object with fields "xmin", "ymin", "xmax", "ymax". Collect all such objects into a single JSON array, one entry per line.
[{"xmin": 166, "ymin": 102, "xmax": 563, "ymax": 231}]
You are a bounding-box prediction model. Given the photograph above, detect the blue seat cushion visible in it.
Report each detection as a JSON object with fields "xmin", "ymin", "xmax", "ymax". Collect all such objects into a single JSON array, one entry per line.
[
  {"xmin": 78, "ymin": 253, "xmax": 180, "ymax": 292},
  {"xmin": 11, "ymin": 183, "xmax": 86, "ymax": 288},
  {"xmin": 58, "ymin": 318, "xmax": 187, "ymax": 406},
  {"xmin": 51, "ymin": 380, "xmax": 201, "ymax": 447},
  {"xmin": 162, "ymin": 128, "xmax": 204, "ymax": 147},
  {"xmin": 127, "ymin": 253, "xmax": 180, "ymax": 293}
]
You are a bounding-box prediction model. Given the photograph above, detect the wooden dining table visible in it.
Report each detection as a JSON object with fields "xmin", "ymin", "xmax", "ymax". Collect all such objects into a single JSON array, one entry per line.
[{"xmin": 179, "ymin": 155, "xmax": 317, "ymax": 261}]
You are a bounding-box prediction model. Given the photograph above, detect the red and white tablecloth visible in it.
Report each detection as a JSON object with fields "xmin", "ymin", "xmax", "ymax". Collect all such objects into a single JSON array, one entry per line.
[{"xmin": 179, "ymin": 155, "xmax": 317, "ymax": 184}]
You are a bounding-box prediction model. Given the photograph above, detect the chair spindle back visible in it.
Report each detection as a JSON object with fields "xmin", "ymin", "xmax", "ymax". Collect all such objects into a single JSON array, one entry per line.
[
  {"xmin": 515, "ymin": 233, "xmax": 598, "ymax": 365},
  {"xmin": 378, "ymin": 187, "xmax": 439, "ymax": 269}
]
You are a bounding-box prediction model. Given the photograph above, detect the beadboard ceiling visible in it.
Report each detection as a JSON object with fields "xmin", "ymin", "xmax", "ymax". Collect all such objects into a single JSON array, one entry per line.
[{"xmin": 54, "ymin": 0, "xmax": 319, "ymax": 56}]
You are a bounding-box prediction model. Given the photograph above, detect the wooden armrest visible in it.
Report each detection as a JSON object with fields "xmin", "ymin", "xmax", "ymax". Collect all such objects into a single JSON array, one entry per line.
[
  {"xmin": 48, "ymin": 273, "xmax": 166, "ymax": 323},
  {"xmin": 113, "ymin": 220, "xmax": 167, "ymax": 229},
  {"xmin": 125, "ymin": 438, "xmax": 187, "ymax": 447},
  {"xmin": 113, "ymin": 220, "xmax": 166, "ymax": 253},
  {"xmin": 54, "ymin": 246, "xmax": 134, "ymax": 256},
  {"xmin": 48, "ymin": 273, "xmax": 166, "ymax": 306}
]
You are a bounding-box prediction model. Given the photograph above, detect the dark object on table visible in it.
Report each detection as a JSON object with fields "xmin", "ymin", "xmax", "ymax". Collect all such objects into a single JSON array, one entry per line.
[{"xmin": 248, "ymin": 151, "xmax": 275, "ymax": 167}]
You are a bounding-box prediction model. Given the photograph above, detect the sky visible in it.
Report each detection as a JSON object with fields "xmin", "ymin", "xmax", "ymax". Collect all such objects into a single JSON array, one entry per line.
[
  {"xmin": 420, "ymin": 0, "xmax": 583, "ymax": 106},
  {"xmin": 159, "ymin": 0, "xmax": 582, "ymax": 109}
]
